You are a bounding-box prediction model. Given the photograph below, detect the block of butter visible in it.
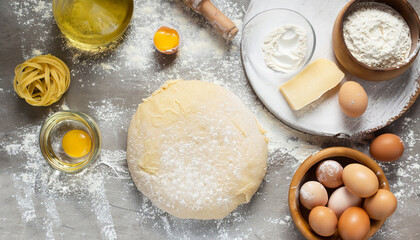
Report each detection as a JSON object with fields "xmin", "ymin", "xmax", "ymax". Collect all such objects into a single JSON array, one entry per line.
[{"xmin": 279, "ymin": 58, "xmax": 344, "ymax": 110}]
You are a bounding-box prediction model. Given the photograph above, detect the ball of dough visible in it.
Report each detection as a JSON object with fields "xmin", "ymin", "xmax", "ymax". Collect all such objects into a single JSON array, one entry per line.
[{"xmin": 127, "ymin": 80, "xmax": 268, "ymax": 219}]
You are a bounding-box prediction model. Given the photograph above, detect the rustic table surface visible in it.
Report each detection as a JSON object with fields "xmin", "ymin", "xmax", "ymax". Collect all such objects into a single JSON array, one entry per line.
[{"xmin": 0, "ymin": 0, "xmax": 419, "ymax": 239}]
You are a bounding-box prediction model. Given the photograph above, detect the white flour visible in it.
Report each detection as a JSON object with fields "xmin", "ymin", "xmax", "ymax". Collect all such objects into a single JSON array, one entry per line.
[
  {"xmin": 3, "ymin": 123, "xmax": 128, "ymax": 240},
  {"xmin": 343, "ymin": 2, "xmax": 411, "ymax": 69},
  {"xmin": 4, "ymin": 0, "xmax": 420, "ymax": 239},
  {"xmin": 262, "ymin": 25, "xmax": 307, "ymax": 73}
]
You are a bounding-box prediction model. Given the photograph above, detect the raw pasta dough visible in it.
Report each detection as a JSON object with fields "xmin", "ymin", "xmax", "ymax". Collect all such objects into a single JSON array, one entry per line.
[
  {"xmin": 127, "ymin": 80, "xmax": 268, "ymax": 219},
  {"xmin": 13, "ymin": 54, "xmax": 70, "ymax": 106}
]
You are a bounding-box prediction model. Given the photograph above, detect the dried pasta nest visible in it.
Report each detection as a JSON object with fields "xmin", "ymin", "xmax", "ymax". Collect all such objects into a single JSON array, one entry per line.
[{"xmin": 13, "ymin": 54, "xmax": 70, "ymax": 106}]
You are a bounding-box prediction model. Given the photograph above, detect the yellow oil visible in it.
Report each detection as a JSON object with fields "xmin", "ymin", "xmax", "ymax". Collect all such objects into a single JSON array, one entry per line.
[{"xmin": 53, "ymin": 0, "xmax": 133, "ymax": 50}]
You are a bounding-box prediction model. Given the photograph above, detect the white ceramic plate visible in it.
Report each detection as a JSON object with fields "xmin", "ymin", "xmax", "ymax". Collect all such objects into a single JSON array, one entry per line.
[{"xmin": 241, "ymin": 0, "xmax": 420, "ymax": 137}]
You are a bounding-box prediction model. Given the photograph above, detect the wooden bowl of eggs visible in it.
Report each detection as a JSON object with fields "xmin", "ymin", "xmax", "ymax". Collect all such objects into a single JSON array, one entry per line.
[
  {"xmin": 332, "ymin": 0, "xmax": 420, "ymax": 81},
  {"xmin": 289, "ymin": 147, "xmax": 397, "ymax": 240}
]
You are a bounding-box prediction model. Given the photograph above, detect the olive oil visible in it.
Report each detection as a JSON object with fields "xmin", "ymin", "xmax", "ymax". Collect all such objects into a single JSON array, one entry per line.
[{"xmin": 53, "ymin": 0, "xmax": 133, "ymax": 50}]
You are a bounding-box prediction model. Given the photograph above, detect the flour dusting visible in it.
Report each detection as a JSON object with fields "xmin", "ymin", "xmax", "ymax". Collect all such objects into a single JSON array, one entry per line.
[
  {"xmin": 1, "ymin": 124, "xmax": 127, "ymax": 240},
  {"xmin": 4, "ymin": 0, "xmax": 420, "ymax": 239}
]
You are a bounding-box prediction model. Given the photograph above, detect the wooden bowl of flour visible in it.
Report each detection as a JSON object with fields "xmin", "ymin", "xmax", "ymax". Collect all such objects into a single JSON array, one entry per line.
[{"xmin": 332, "ymin": 0, "xmax": 420, "ymax": 81}]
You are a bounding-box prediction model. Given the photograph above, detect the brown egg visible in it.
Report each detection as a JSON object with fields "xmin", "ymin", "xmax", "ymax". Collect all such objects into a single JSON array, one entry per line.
[
  {"xmin": 328, "ymin": 186, "xmax": 363, "ymax": 218},
  {"xmin": 338, "ymin": 81, "xmax": 368, "ymax": 118},
  {"xmin": 299, "ymin": 181, "xmax": 328, "ymax": 210},
  {"xmin": 342, "ymin": 163, "xmax": 378, "ymax": 198},
  {"xmin": 364, "ymin": 189, "xmax": 397, "ymax": 220},
  {"xmin": 316, "ymin": 160, "xmax": 344, "ymax": 188},
  {"xmin": 370, "ymin": 133, "xmax": 405, "ymax": 162},
  {"xmin": 309, "ymin": 206, "xmax": 338, "ymax": 237},
  {"xmin": 338, "ymin": 207, "xmax": 370, "ymax": 240}
]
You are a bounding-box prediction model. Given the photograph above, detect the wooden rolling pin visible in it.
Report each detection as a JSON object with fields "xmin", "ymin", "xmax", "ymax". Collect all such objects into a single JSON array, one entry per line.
[{"xmin": 183, "ymin": 0, "xmax": 238, "ymax": 40}]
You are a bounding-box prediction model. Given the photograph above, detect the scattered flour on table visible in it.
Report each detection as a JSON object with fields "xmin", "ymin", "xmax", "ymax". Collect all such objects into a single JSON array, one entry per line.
[
  {"xmin": 1, "ymin": 124, "xmax": 128, "ymax": 240},
  {"xmin": 372, "ymin": 117, "xmax": 420, "ymax": 239},
  {"xmin": 11, "ymin": 0, "xmax": 53, "ymax": 60},
  {"xmin": 32, "ymin": 49, "xmax": 43, "ymax": 56},
  {"xmin": 401, "ymin": 118, "xmax": 419, "ymax": 149},
  {"xmin": 7, "ymin": 0, "xmax": 420, "ymax": 239},
  {"xmin": 33, "ymin": 1, "xmax": 47, "ymax": 13},
  {"xmin": 264, "ymin": 215, "xmax": 292, "ymax": 226},
  {"xmin": 88, "ymin": 99, "xmax": 134, "ymax": 131}
]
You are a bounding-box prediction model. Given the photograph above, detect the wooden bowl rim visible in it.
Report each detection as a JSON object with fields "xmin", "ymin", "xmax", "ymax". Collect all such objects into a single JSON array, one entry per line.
[
  {"xmin": 288, "ymin": 147, "xmax": 389, "ymax": 240},
  {"xmin": 336, "ymin": 0, "xmax": 420, "ymax": 72}
]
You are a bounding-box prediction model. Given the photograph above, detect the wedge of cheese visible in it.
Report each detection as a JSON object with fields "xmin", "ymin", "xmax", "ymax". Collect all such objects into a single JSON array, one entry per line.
[{"xmin": 279, "ymin": 58, "xmax": 344, "ymax": 110}]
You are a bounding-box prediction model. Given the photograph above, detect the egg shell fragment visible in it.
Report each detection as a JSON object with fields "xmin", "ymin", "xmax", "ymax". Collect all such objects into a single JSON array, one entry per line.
[
  {"xmin": 342, "ymin": 163, "xmax": 379, "ymax": 198},
  {"xmin": 364, "ymin": 189, "xmax": 397, "ymax": 220},
  {"xmin": 338, "ymin": 207, "xmax": 370, "ymax": 240},
  {"xmin": 153, "ymin": 26, "xmax": 180, "ymax": 54},
  {"xmin": 370, "ymin": 133, "xmax": 405, "ymax": 162},
  {"xmin": 338, "ymin": 81, "xmax": 368, "ymax": 118},
  {"xmin": 316, "ymin": 160, "xmax": 344, "ymax": 188},
  {"xmin": 309, "ymin": 206, "xmax": 338, "ymax": 237},
  {"xmin": 299, "ymin": 181, "xmax": 328, "ymax": 210},
  {"xmin": 328, "ymin": 186, "xmax": 363, "ymax": 218}
]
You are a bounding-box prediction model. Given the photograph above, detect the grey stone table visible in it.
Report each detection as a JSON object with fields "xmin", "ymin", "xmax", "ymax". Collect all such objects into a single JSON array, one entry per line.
[{"xmin": 0, "ymin": 0, "xmax": 419, "ymax": 239}]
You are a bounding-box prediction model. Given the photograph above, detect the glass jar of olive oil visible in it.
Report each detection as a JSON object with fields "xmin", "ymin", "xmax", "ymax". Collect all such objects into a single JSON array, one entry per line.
[{"xmin": 53, "ymin": 0, "xmax": 134, "ymax": 50}]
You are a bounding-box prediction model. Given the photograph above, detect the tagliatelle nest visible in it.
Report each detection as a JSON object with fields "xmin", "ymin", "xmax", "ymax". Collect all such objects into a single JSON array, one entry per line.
[{"xmin": 13, "ymin": 54, "xmax": 70, "ymax": 106}]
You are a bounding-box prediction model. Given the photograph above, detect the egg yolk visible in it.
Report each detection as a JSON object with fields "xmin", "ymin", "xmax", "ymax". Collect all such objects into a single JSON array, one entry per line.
[
  {"xmin": 153, "ymin": 26, "xmax": 179, "ymax": 53},
  {"xmin": 62, "ymin": 130, "xmax": 92, "ymax": 158}
]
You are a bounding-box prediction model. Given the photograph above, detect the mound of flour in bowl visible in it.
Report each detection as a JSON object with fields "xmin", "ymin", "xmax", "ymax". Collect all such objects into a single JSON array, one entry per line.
[
  {"xmin": 262, "ymin": 25, "xmax": 307, "ymax": 73},
  {"xmin": 343, "ymin": 2, "xmax": 411, "ymax": 69}
]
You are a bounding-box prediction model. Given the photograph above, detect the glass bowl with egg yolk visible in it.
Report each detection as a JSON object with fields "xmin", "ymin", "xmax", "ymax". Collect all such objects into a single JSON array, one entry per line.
[{"xmin": 39, "ymin": 111, "xmax": 101, "ymax": 173}]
